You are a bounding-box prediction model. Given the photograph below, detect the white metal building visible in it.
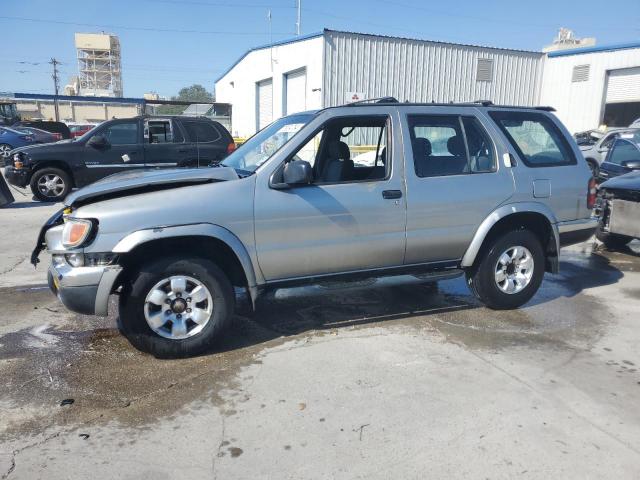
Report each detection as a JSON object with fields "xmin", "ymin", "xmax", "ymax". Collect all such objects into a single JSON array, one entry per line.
[
  {"xmin": 215, "ymin": 29, "xmax": 545, "ymax": 138},
  {"xmin": 540, "ymin": 42, "xmax": 640, "ymax": 133},
  {"xmin": 215, "ymin": 30, "xmax": 640, "ymax": 137}
]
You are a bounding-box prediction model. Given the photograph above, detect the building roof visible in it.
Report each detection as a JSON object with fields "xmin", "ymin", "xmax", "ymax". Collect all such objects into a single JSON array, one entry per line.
[
  {"xmin": 547, "ymin": 41, "xmax": 640, "ymax": 57},
  {"xmin": 215, "ymin": 31, "xmax": 323, "ymax": 84},
  {"xmin": 13, "ymin": 92, "xmax": 145, "ymax": 105},
  {"xmin": 214, "ymin": 28, "xmax": 542, "ymax": 84}
]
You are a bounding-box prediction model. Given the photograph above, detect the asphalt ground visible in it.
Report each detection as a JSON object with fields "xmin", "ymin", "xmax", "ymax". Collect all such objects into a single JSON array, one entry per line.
[{"xmin": 1, "ymin": 192, "xmax": 640, "ymax": 479}]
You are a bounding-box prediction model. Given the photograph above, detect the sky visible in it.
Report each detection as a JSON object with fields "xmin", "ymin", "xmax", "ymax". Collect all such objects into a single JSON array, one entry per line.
[{"xmin": 1, "ymin": 0, "xmax": 638, "ymax": 99}]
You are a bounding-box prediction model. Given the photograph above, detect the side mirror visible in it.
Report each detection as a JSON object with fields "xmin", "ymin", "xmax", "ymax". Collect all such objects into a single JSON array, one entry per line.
[
  {"xmin": 87, "ymin": 135, "xmax": 107, "ymax": 148},
  {"xmin": 623, "ymin": 160, "xmax": 640, "ymax": 170},
  {"xmin": 283, "ymin": 160, "xmax": 313, "ymax": 185}
]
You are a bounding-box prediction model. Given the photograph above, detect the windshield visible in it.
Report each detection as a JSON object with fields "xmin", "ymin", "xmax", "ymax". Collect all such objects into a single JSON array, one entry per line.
[{"xmin": 221, "ymin": 113, "xmax": 314, "ymax": 173}]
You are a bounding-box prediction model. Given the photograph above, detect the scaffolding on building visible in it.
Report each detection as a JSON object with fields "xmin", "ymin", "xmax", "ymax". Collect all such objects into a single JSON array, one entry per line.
[{"xmin": 75, "ymin": 33, "xmax": 123, "ymax": 97}]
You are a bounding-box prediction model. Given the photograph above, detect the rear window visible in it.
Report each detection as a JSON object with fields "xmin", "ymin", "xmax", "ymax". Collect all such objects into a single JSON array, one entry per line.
[
  {"xmin": 182, "ymin": 121, "xmax": 221, "ymax": 143},
  {"xmin": 489, "ymin": 111, "xmax": 576, "ymax": 167}
]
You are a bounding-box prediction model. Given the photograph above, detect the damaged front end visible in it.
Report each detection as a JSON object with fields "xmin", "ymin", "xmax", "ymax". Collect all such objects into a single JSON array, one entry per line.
[{"xmin": 30, "ymin": 207, "xmax": 65, "ymax": 266}]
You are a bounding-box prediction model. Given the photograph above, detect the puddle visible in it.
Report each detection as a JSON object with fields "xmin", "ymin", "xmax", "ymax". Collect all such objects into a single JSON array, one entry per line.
[{"xmin": 0, "ymin": 245, "xmax": 629, "ymax": 438}]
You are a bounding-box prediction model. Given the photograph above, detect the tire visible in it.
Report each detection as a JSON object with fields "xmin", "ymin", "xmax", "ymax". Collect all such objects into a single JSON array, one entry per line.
[
  {"xmin": 119, "ymin": 256, "xmax": 235, "ymax": 358},
  {"xmin": 30, "ymin": 167, "xmax": 71, "ymax": 202},
  {"xmin": 465, "ymin": 230, "xmax": 545, "ymax": 310},
  {"xmin": 596, "ymin": 220, "xmax": 632, "ymax": 250},
  {"xmin": 0, "ymin": 144, "xmax": 13, "ymax": 158}
]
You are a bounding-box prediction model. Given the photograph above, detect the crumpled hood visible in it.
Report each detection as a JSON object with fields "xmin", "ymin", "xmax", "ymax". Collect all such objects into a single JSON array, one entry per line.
[
  {"xmin": 600, "ymin": 170, "xmax": 640, "ymax": 192},
  {"xmin": 64, "ymin": 166, "xmax": 239, "ymax": 206}
]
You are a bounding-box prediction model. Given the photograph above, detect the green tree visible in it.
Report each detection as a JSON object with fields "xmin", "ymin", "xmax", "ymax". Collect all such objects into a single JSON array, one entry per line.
[{"xmin": 157, "ymin": 84, "xmax": 214, "ymax": 115}]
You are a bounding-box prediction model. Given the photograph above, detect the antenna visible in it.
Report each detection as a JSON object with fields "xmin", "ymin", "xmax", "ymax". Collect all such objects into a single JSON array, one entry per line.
[
  {"xmin": 268, "ymin": 9, "xmax": 273, "ymax": 71},
  {"xmin": 295, "ymin": 0, "xmax": 301, "ymax": 35}
]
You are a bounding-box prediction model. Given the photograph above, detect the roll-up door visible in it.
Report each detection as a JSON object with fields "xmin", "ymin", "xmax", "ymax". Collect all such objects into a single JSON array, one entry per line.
[
  {"xmin": 285, "ymin": 68, "xmax": 307, "ymax": 115},
  {"xmin": 606, "ymin": 67, "xmax": 640, "ymax": 103},
  {"xmin": 256, "ymin": 78, "xmax": 273, "ymax": 130}
]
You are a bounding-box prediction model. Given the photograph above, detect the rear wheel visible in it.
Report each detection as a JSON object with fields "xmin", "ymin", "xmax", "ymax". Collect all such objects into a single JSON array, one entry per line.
[
  {"xmin": 119, "ymin": 256, "xmax": 235, "ymax": 357},
  {"xmin": 596, "ymin": 220, "xmax": 632, "ymax": 249},
  {"xmin": 466, "ymin": 230, "xmax": 545, "ymax": 310},
  {"xmin": 30, "ymin": 167, "xmax": 71, "ymax": 202}
]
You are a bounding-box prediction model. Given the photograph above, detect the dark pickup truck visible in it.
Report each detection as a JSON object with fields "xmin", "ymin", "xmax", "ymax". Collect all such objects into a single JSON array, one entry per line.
[{"xmin": 3, "ymin": 115, "xmax": 234, "ymax": 201}]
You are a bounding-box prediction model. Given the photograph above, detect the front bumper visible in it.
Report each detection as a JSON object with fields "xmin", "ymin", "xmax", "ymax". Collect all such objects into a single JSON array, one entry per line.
[
  {"xmin": 557, "ymin": 217, "xmax": 598, "ymax": 247},
  {"xmin": 48, "ymin": 260, "xmax": 122, "ymax": 316},
  {"xmin": 3, "ymin": 166, "xmax": 30, "ymax": 188}
]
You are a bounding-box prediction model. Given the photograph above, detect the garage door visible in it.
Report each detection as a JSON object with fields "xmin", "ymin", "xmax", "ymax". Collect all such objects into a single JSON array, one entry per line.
[
  {"xmin": 256, "ymin": 78, "xmax": 273, "ymax": 130},
  {"xmin": 603, "ymin": 67, "xmax": 640, "ymax": 127},
  {"xmin": 285, "ymin": 68, "xmax": 307, "ymax": 115},
  {"xmin": 606, "ymin": 67, "xmax": 640, "ymax": 103}
]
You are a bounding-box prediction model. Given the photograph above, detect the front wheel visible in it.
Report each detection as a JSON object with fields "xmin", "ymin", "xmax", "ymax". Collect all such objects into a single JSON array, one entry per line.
[
  {"xmin": 0, "ymin": 143, "xmax": 13, "ymax": 158},
  {"xmin": 30, "ymin": 167, "xmax": 71, "ymax": 202},
  {"xmin": 119, "ymin": 256, "xmax": 235, "ymax": 357},
  {"xmin": 466, "ymin": 230, "xmax": 545, "ymax": 310}
]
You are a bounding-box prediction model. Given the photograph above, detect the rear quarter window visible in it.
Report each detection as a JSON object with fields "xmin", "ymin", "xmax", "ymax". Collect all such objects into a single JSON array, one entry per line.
[
  {"xmin": 182, "ymin": 121, "xmax": 222, "ymax": 143},
  {"xmin": 489, "ymin": 111, "xmax": 577, "ymax": 167}
]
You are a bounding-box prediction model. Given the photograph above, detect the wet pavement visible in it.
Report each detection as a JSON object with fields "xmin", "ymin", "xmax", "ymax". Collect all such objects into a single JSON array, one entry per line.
[{"xmin": 1, "ymin": 198, "xmax": 640, "ymax": 478}]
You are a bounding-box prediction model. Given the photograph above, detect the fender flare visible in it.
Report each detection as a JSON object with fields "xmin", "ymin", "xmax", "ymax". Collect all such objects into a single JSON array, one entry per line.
[
  {"xmin": 112, "ymin": 223, "xmax": 261, "ymax": 302},
  {"xmin": 460, "ymin": 202, "xmax": 560, "ymax": 269}
]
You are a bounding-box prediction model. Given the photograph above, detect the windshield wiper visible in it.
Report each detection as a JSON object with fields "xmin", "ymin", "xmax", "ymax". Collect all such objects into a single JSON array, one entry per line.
[{"xmin": 234, "ymin": 168, "xmax": 255, "ymax": 178}]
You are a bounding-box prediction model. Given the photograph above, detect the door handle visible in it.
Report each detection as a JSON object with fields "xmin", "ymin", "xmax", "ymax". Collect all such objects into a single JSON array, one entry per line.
[
  {"xmin": 129, "ymin": 151, "xmax": 138, "ymax": 155},
  {"xmin": 382, "ymin": 190, "xmax": 402, "ymax": 199},
  {"xmin": 177, "ymin": 149, "xmax": 187, "ymax": 153}
]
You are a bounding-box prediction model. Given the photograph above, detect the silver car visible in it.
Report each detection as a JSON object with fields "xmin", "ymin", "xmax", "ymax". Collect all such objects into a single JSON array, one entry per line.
[{"xmin": 33, "ymin": 100, "xmax": 598, "ymax": 357}]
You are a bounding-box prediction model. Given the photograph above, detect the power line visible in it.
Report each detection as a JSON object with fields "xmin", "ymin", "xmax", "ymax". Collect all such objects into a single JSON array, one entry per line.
[
  {"xmin": 145, "ymin": 0, "xmax": 295, "ymax": 8},
  {"xmin": 0, "ymin": 15, "xmax": 293, "ymax": 36}
]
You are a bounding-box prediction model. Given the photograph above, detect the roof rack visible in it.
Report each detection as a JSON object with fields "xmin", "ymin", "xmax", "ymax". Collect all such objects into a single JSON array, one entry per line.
[
  {"xmin": 346, "ymin": 96, "xmax": 399, "ymax": 106},
  {"xmin": 340, "ymin": 99, "xmax": 556, "ymax": 112}
]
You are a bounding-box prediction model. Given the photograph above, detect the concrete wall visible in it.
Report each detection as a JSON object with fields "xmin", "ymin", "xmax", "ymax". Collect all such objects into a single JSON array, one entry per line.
[
  {"xmin": 323, "ymin": 30, "xmax": 545, "ymax": 107},
  {"xmin": 540, "ymin": 47, "xmax": 640, "ymax": 133},
  {"xmin": 215, "ymin": 35, "xmax": 324, "ymax": 138},
  {"xmin": 16, "ymin": 100, "xmax": 141, "ymax": 123}
]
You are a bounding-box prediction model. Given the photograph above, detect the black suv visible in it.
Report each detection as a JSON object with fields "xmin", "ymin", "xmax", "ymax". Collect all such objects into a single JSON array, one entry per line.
[{"xmin": 3, "ymin": 116, "xmax": 234, "ymax": 201}]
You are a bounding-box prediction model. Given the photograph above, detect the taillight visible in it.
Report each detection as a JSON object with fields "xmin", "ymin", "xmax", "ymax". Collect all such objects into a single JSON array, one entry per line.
[
  {"xmin": 52, "ymin": 133, "xmax": 63, "ymax": 141},
  {"xmin": 587, "ymin": 177, "xmax": 597, "ymax": 209},
  {"xmin": 227, "ymin": 142, "xmax": 236, "ymax": 154}
]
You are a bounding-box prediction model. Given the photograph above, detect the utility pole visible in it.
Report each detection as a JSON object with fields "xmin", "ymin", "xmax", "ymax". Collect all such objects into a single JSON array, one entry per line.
[
  {"xmin": 50, "ymin": 58, "xmax": 60, "ymax": 121},
  {"xmin": 295, "ymin": 0, "xmax": 301, "ymax": 35}
]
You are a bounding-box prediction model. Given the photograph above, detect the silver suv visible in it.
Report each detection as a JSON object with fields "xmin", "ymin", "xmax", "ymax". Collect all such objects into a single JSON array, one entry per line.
[{"xmin": 33, "ymin": 100, "xmax": 598, "ymax": 357}]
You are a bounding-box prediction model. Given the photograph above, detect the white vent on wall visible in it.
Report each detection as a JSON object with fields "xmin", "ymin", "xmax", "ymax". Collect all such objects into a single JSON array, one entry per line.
[
  {"xmin": 476, "ymin": 58, "xmax": 494, "ymax": 82},
  {"xmin": 572, "ymin": 64, "xmax": 590, "ymax": 82}
]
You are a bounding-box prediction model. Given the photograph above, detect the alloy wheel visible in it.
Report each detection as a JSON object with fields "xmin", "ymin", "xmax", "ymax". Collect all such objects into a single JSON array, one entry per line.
[
  {"xmin": 37, "ymin": 173, "xmax": 66, "ymax": 198},
  {"xmin": 143, "ymin": 275, "xmax": 214, "ymax": 340},
  {"xmin": 494, "ymin": 245, "xmax": 534, "ymax": 294},
  {"xmin": 0, "ymin": 144, "xmax": 11, "ymax": 158}
]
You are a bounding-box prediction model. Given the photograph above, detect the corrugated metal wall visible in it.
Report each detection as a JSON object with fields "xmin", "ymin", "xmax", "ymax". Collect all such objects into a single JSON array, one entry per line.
[{"xmin": 323, "ymin": 31, "xmax": 544, "ymax": 107}]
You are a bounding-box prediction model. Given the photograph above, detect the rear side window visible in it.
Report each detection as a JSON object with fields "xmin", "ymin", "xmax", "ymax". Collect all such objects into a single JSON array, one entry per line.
[
  {"xmin": 606, "ymin": 140, "xmax": 640, "ymax": 165},
  {"xmin": 408, "ymin": 115, "xmax": 496, "ymax": 177},
  {"xmin": 489, "ymin": 111, "xmax": 576, "ymax": 167},
  {"xmin": 182, "ymin": 121, "xmax": 221, "ymax": 143}
]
